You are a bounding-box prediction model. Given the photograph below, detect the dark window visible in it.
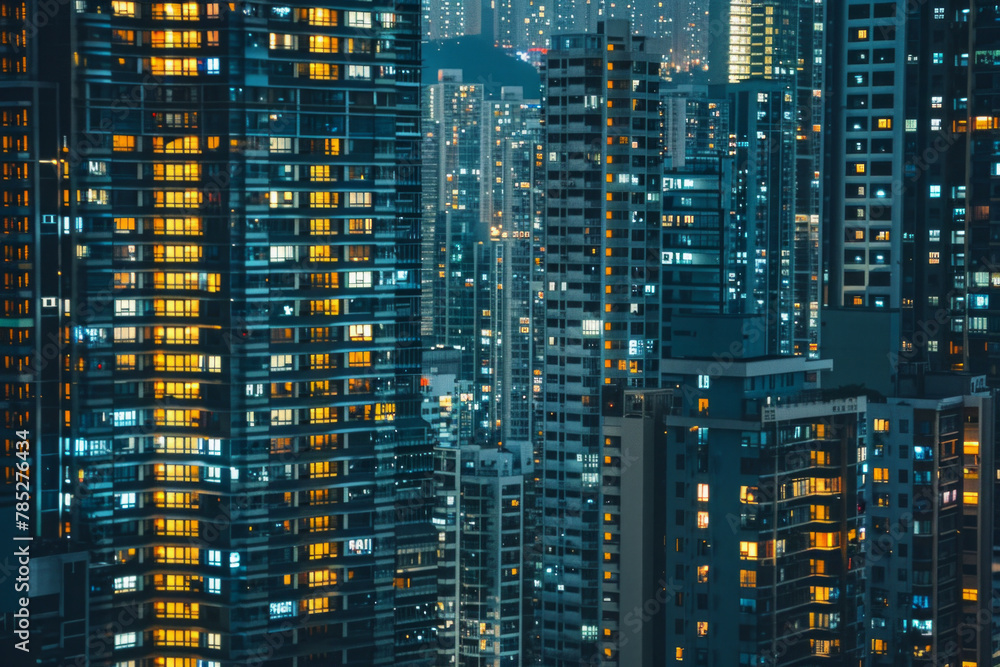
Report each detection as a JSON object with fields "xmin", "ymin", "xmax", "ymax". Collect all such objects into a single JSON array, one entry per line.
[
  {"xmin": 873, "ymin": 2, "xmax": 896, "ymax": 18},
  {"xmin": 873, "ymin": 48, "xmax": 895, "ymax": 63},
  {"xmin": 844, "ymin": 271, "xmax": 866, "ymax": 286},
  {"xmin": 849, "ymin": 4, "xmax": 870, "ymax": 18},
  {"xmin": 848, "ymin": 49, "xmax": 870, "ymax": 64},
  {"xmin": 873, "ymin": 70, "xmax": 895, "ymax": 86}
]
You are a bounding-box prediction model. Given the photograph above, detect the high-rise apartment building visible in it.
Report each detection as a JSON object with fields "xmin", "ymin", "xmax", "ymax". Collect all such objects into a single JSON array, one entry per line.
[
  {"xmin": 661, "ymin": 81, "xmax": 806, "ymax": 358},
  {"xmin": 494, "ymin": 0, "xmax": 551, "ymax": 52},
  {"xmin": 723, "ymin": 0, "xmax": 824, "ymax": 358},
  {"xmin": 538, "ymin": 20, "xmax": 664, "ymax": 664},
  {"xmin": 421, "ymin": 70, "xmax": 484, "ymax": 385},
  {"xmin": 657, "ymin": 314, "xmax": 862, "ymax": 666},
  {"xmin": 6, "ymin": 1, "xmax": 437, "ymax": 665},
  {"xmin": 966, "ymin": 3, "xmax": 1000, "ymax": 382},
  {"xmin": 825, "ymin": 0, "xmax": 977, "ymax": 378},
  {"xmin": 422, "ymin": 0, "xmax": 470, "ymax": 41},
  {"xmin": 0, "ymin": 0, "xmax": 65, "ymax": 541},
  {"xmin": 863, "ymin": 379, "xmax": 994, "ymax": 666},
  {"xmin": 434, "ymin": 444, "xmax": 532, "ymax": 666},
  {"xmin": 480, "ymin": 86, "xmax": 544, "ymax": 448}
]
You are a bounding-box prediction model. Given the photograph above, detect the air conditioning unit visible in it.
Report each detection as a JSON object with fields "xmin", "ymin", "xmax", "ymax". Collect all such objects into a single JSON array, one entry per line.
[{"xmin": 41, "ymin": 297, "xmax": 58, "ymax": 308}]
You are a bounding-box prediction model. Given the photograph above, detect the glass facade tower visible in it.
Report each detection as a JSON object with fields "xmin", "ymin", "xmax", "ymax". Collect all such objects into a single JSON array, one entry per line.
[{"xmin": 3, "ymin": 0, "xmax": 438, "ymax": 664}]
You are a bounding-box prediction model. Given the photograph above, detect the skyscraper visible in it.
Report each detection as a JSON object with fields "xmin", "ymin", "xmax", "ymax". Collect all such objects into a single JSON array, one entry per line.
[
  {"xmin": 825, "ymin": 0, "xmax": 972, "ymax": 379},
  {"xmin": 661, "ymin": 82, "xmax": 805, "ymax": 358},
  {"xmin": 494, "ymin": 0, "xmax": 551, "ymax": 52},
  {"xmin": 0, "ymin": 0, "xmax": 65, "ymax": 542},
  {"xmin": 538, "ymin": 20, "xmax": 664, "ymax": 664},
  {"xmin": 8, "ymin": 1, "xmax": 437, "ymax": 664},
  {"xmin": 421, "ymin": 70, "xmax": 485, "ymax": 389},
  {"xmin": 480, "ymin": 86, "xmax": 544, "ymax": 448},
  {"xmin": 724, "ymin": 0, "xmax": 825, "ymax": 358}
]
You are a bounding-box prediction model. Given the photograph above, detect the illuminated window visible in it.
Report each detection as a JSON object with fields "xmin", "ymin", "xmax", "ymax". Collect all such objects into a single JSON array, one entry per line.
[
  {"xmin": 153, "ymin": 163, "xmax": 201, "ymax": 181},
  {"xmin": 154, "ymin": 519, "xmax": 199, "ymax": 536},
  {"xmin": 349, "ymin": 324, "xmax": 373, "ymax": 340},
  {"xmin": 305, "ymin": 7, "xmax": 338, "ymax": 25},
  {"xmin": 698, "ymin": 484, "xmax": 708, "ymax": 503},
  {"xmin": 348, "ymin": 191, "xmax": 372, "ymax": 206},
  {"xmin": 310, "ymin": 165, "xmax": 332, "ymax": 182},
  {"xmin": 270, "ymin": 354, "xmax": 293, "ymax": 371},
  {"xmin": 307, "ymin": 570, "xmax": 337, "ymax": 587},
  {"xmin": 308, "ymin": 354, "xmax": 334, "ymax": 370},
  {"xmin": 309, "ymin": 191, "xmax": 339, "ymax": 208},
  {"xmin": 302, "ymin": 597, "xmax": 329, "ymax": 614},
  {"xmin": 348, "ymin": 351, "xmax": 371, "ymax": 367},
  {"xmin": 696, "ymin": 565, "xmax": 709, "ymax": 583},
  {"xmin": 153, "ymin": 136, "xmax": 200, "ymax": 154},
  {"xmin": 309, "ymin": 461, "xmax": 338, "ymax": 478},
  {"xmin": 269, "ymin": 32, "xmax": 296, "ymax": 49},
  {"xmin": 309, "ymin": 407, "xmax": 337, "ymax": 424},
  {"xmin": 347, "ymin": 64, "xmax": 371, "ymax": 79},
  {"xmin": 154, "ymin": 574, "xmax": 202, "ymax": 591},
  {"xmin": 114, "ymin": 217, "xmax": 136, "ymax": 232},
  {"xmin": 696, "ymin": 511, "xmax": 709, "ymax": 529},
  {"xmin": 348, "ymin": 218, "xmax": 372, "ymax": 234},
  {"xmin": 308, "ymin": 62, "xmax": 338, "ymax": 80},
  {"xmin": 309, "ymin": 299, "xmax": 340, "ymax": 315},
  {"xmin": 153, "ymin": 298, "xmax": 200, "ymax": 316},
  {"xmin": 810, "ymin": 586, "xmax": 832, "ymax": 602},
  {"xmin": 873, "ymin": 419, "xmax": 889, "ymax": 432},
  {"xmin": 154, "ymin": 546, "xmax": 199, "ymax": 564},
  {"xmin": 739, "ymin": 541, "xmax": 757, "ymax": 560},
  {"xmin": 153, "ymin": 190, "xmax": 203, "ymax": 208},
  {"xmin": 112, "ymin": 0, "xmax": 136, "ymax": 15},
  {"xmin": 323, "ymin": 138, "xmax": 341, "ymax": 155},
  {"xmin": 309, "ymin": 35, "xmax": 338, "ymax": 52},
  {"xmin": 153, "ymin": 436, "xmax": 200, "ymax": 454},
  {"xmin": 375, "ymin": 403, "xmax": 395, "ymax": 421},
  {"xmin": 155, "ymin": 601, "xmax": 200, "ymax": 619},
  {"xmin": 347, "ymin": 271, "xmax": 372, "ymax": 288},
  {"xmin": 974, "ymin": 116, "xmax": 999, "ymax": 130},
  {"xmin": 113, "ymin": 575, "xmax": 137, "ymax": 592},
  {"xmin": 346, "ymin": 10, "xmax": 371, "ymax": 27},
  {"xmin": 154, "ymin": 629, "xmax": 199, "ymax": 647},
  {"xmin": 151, "ymin": 2, "xmax": 200, "ymax": 19},
  {"xmin": 739, "ymin": 569, "xmax": 756, "ymax": 587},
  {"xmin": 309, "ymin": 219, "xmax": 332, "ymax": 235},
  {"xmin": 149, "ymin": 57, "xmax": 198, "ymax": 76},
  {"xmin": 307, "ymin": 516, "xmax": 332, "ymax": 532},
  {"xmin": 115, "ymin": 354, "xmax": 136, "ymax": 370},
  {"xmin": 347, "ymin": 245, "xmax": 370, "ymax": 262},
  {"xmin": 153, "ymin": 217, "xmax": 202, "ymax": 235},
  {"xmin": 154, "ymin": 464, "xmax": 199, "ymax": 482},
  {"xmin": 114, "ymin": 326, "xmax": 136, "ymax": 343},
  {"xmin": 113, "ymin": 135, "xmax": 136, "ymax": 151},
  {"xmin": 308, "ymin": 542, "xmax": 338, "ymax": 559},
  {"xmin": 153, "ymin": 326, "xmax": 198, "ymax": 344},
  {"xmin": 696, "ymin": 621, "xmax": 708, "ymax": 637},
  {"xmin": 151, "ymin": 30, "xmax": 201, "ymax": 47}
]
